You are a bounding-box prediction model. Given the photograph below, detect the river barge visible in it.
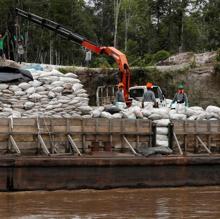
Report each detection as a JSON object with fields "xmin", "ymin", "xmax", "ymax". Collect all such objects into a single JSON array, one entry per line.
[{"xmin": 0, "ymin": 118, "xmax": 219, "ymax": 191}]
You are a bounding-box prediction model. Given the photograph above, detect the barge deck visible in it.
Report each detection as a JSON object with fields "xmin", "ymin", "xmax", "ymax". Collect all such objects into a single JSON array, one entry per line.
[{"xmin": 0, "ymin": 118, "xmax": 219, "ymax": 191}]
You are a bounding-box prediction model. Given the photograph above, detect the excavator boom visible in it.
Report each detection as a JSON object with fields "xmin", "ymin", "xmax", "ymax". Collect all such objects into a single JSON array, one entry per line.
[{"xmin": 15, "ymin": 8, "xmax": 130, "ymax": 100}]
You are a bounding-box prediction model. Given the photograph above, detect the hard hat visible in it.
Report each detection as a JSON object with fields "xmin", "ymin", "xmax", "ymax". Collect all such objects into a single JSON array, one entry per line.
[
  {"xmin": 146, "ymin": 82, "xmax": 153, "ymax": 89},
  {"xmin": 178, "ymin": 84, "xmax": 184, "ymax": 89},
  {"xmin": 118, "ymin": 82, "xmax": 124, "ymax": 88}
]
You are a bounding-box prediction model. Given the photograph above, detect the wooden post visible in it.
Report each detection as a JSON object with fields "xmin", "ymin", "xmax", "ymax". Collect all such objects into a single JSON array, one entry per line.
[
  {"xmin": 67, "ymin": 134, "xmax": 82, "ymax": 156},
  {"xmin": 109, "ymin": 119, "xmax": 113, "ymax": 145},
  {"xmin": 8, "ymin": 117, "xmax": 21, "ymax": 154},
  {"xmin": 38, "ymin": 134, "xmax": 50, "ymax": 156},
  {"xmin": 9, "ymin": 135, "xmax": 21, "ymax": 155},
  {"xmin": 81, "ymin": 119, "xmax": 85, "ymax": 153},
  {"xmin": 123, "ymin": 136, "xmax": 138, "ymax": 156},
  {"xmin": 136, "ymin": 120, "xmax": 139, "ymax": 147},
  {"xmin": 173, "ymin": 132, "xmax": 183, "ymax": 155},
  {"xmin": 168, "ymin": 123, "xmax": 174, "ymax": 149},
  {"xmin": 152, "ymin": 122, "xmax": 156, "ymax": 147},
  {"xmin": 197, "ymin": 136, "xmax": 211, "ymax": 154}
]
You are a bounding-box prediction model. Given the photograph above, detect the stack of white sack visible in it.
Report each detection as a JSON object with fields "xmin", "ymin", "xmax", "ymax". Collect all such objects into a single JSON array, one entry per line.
[
  {"xmin": 0, "ymin": 69, "xmax": 92, "ymax": 118},
  {"xmin": 154, "ymin": 119, "xmax": 170, "ymax": 147},
  {"xmin": 90, "ymin": 104, "xmax": 220, "ymax": 121}
]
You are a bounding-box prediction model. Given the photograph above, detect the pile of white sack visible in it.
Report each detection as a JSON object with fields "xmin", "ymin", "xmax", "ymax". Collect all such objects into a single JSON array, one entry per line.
[
  {"xmin": 91, "ymin": 104, "xmax": 220, "ymax": 147},
  {"xmin": 91, "ymin": 104, "xmax": 220, "ymax": 121},
  {"xmin": 0, "ymin": 69, "xmax": 92, "ymax": 118}
]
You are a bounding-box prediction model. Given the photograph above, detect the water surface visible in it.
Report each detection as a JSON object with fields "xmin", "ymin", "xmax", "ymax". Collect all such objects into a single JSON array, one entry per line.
[{"xmin": 0, "ymin": 187, "xmax": 219, "ymax": 219}]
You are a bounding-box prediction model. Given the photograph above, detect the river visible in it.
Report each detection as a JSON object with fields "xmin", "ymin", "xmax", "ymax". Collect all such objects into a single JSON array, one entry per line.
[{"xmin": 0, "ymin": 187, "xmax": 219, "ymax": 219}]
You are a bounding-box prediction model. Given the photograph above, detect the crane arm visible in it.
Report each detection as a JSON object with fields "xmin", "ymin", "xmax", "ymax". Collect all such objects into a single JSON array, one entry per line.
[{"xmin": 15, "ymin": 8, "xmax": 130, "ymax": 100}]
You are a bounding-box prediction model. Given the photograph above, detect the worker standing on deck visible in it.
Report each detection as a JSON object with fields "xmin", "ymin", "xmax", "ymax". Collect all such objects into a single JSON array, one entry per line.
[
  {"xmin": 115, "ymin": 82, "xmax": 126, "ymax": 109},
  {"xmin": 142, "ymin": 82, "xmax": 156, "ymax": 109},
  {"xmin": 0, "ymin": 32, "xmax": 7, "ymax": 60},
  {"xmin": 17, "ymin": 40, "xmax": 24, "ymax": 64},
  {"xmin": 171, "ymin": 84, "xmax": 188, "ymax": 113}
]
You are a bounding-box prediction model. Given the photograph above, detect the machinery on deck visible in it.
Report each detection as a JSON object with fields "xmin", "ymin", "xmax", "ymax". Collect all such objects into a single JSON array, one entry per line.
[
  {"xmin": 15, "ymin": 8, "xmax": 131, "ymax": 102},
  {"xmin": 16, "ymin": 8, "xmax": 167, "ymax": 107}
]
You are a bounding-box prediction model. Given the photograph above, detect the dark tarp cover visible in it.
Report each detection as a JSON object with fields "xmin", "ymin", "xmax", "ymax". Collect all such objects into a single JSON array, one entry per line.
[{"xmin": 0, "ymin": 67, "xmax": 33, "ymax": 83}]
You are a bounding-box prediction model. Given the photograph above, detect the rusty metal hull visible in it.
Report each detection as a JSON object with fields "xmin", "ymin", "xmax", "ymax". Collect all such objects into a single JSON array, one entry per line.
[{"xmin": 0, "ymin": 156, "xmax": 219, "ymax": 191}]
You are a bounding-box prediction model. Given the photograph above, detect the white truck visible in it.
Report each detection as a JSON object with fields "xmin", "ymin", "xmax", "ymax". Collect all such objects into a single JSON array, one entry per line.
[
  {"xmin": 96, "ymin": 85, "xmax": 167, "ymax": 108},
  {"xmin": 128, "ymin": 85, "xmax": 167, "ymax": 107}
]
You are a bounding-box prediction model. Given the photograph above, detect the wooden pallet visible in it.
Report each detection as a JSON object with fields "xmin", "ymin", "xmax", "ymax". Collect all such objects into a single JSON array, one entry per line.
[
  {"xmin": 0, "ymin": 118, "xmax": 153, "ymax": 156},
  {"xmin": 172, "ymin": 120, "xmax": 220, "ymax": 154}
]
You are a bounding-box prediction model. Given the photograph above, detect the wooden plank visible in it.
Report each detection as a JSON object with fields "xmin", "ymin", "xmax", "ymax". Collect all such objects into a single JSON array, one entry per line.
[
  {"xmin": 0, "ymin": 118, "xmax": 9, "ymax": 126},
  {"xmin": 173, "ymin": 132, "xmax": 183, "ymax": 155},
  {"xmin": 67, "ymin": 135, "xmax": 82, "ymax": 156},
  {"xmin": 68, "ymin": 118, "xmax": 82, "ymax": 126},
  {"xmin": 52, "ymin": 126, "xmax": 67, "ymax": 133},
  {"xmin": 209, "ymin": 121, "xmax": 220, "ymax": 133},
  {"xmin": 51, "ymin": 118, "xmax": 66, "ymax": 126},
  {"xmin": 9, "ymin": 135, "xmax": 21, "ymax": 154},
  {"xmin": 0, "ymin": 126, "xmax": 9, "ymax": 132},
  {"xmin": 173, "ymin": 121, "xmax": 185, "ymax": 134},
  {"xmin": 197, "ymin": 136, "xmax": 211, "ymax": 154},
  {"xmin": 12, "ymin": 126, "xmax": 37, "ymax": 133},
  {"xmin": 96, "ymin": 118, "xmax": 109, "ymax": 133},
  {"xmin": 13, "ymin": 118, "xmax": 36, "ymax": 126},
  {"xmin": 38, "ymin": 134, "xmax": 50, "ymax": 155},
  {"xmin": 123, "ymin": 136, "xmax": 138, "ymax": 155},
  {"xmin": 111, "ymin": 119, "xmax": 121, "ymax": 133}
]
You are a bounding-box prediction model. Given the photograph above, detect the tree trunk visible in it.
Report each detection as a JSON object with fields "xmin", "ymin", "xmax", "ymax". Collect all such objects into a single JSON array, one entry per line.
[
  {"xmin": 114, "ymin": 0, "xmax": 121, "ymax": 48},
  {"xmin": 50, "ymin": 39, "xmax": 54, "ymax": 65},
  {"xmin": 124, "ymin": 8, "xmax": 128, "ymax": 52}
]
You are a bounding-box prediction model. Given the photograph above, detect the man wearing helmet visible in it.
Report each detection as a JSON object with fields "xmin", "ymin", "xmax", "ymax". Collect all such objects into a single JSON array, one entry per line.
[
  {"xmin": 142, "ymin": 82, "xmax": 156, "ymax": 109},
  {"xmin": 115, "ymin": 82, "xmax": 126, "ymax": 109},
  {"xmin": 171, "ymin": 84, "xmax": 188, "ymax": 113}
]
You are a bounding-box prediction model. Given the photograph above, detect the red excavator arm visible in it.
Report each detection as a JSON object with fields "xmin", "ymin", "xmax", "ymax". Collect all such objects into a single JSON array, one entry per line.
[
  {"xmin": 82, "ymin": 41, "xmax": 130, "ymax": 101},
  {"xmin": 16, "ymin": 8, "xmax": 131, "ymax": 102}
]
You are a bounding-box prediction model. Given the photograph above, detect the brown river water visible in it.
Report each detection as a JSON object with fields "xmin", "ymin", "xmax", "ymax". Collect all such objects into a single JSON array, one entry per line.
[{"xmin": 0, "ymin": 187, "xmax": 219, "ymax": 219}]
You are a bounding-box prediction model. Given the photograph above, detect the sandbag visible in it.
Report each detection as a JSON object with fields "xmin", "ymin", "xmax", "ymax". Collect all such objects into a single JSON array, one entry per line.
[
  {"xmin": 105, "ymin": 105, "xmax": 121, "ymax": 114},
  {"xmin": 206, "ymin": 106, "xmax": 220, "ymax": 115},
  {"xmin": 156, "ymin": 127, "xmax": 168, "ymax": 135},
  {"xmin": 149, "ymin": 113, "xmax": 164, "ymax": 120},
  {"xmin": 131, "ymin": 106, "xmax": 143, "ymax": 119},
  {"xmin": 137, "ymin": 144, "xmax": 172, "ymax": 156},
  {"xmin": 156, "ymin": 140, "xmax": 169, "ymax": 147},
  {"xmin": 156, "ymin": 134, "xmax": 168, "ymax": 142},
  {"xmin": 141, "ymin": 109, "xmax": 152, "ymax": 117},
  {"xmin": 101, "ymin": 111, "xmax": 112, "ymax": 119},
  {"xmin": 170, "ymin": 113, "xmax": 186, "ymax": 120},
  {"xmin": 143, "ymin": 102, "xmax": 154, "ymax": 110},
  {"xmin": 112, "ymin": 113, "xmax": 123, "ymax": 119},
  {"xmin": 154, "ymin": 119, "xmax": 170, "ymax": 127},
  {"xmin": 91, "ymin": 110, "xmax": 101, "ymax": 118}
]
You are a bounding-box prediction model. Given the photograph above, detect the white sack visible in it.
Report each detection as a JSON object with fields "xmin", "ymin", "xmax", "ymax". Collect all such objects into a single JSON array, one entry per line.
[{"xmin": 156, "ymin": 127, "xmax": 168, "ymax": 135}]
